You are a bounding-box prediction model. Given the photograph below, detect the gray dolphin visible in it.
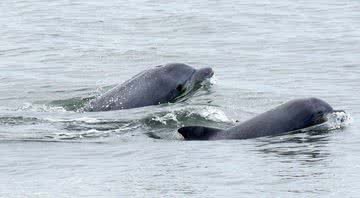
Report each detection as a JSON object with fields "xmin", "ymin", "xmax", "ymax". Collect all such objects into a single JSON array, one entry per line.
[
  {"xmin": 85, "ymin": 63, "xmax": 214, "ymax": 111},
  {"xmin": 178, "ymin": 98, "xmax": 335, "ymax": 140}
]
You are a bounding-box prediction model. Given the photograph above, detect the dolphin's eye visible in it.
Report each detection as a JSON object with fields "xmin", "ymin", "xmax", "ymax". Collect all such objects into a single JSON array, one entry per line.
[
  {"xmin": 317, "ymin": 111, "xmax": 324, "ymax": 116},
  {"xmin": 176, "ymin": 84, "xmax": 184, "ymax": 92},
  {"xmin": 313, "ymin": 111, "xmax": 327, "ymax": 124}
]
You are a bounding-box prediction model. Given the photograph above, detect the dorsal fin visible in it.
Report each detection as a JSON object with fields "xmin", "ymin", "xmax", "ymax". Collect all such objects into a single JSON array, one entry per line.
[{"xmin": 178, "ymin": 126, "xmax": 222, "ymax": 140}]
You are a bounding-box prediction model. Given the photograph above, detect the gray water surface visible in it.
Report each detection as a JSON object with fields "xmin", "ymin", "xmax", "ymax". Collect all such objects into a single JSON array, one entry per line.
[{"xmin": 0, "ymin": 0, "xmax": 359, "ymax": 197}]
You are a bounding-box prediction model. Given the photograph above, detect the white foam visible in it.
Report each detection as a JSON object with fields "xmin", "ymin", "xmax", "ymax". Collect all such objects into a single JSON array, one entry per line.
[
  {"xmin": 18, "ymin": 103, "xmax": 67, "ymax": 113},
  {"xmin": 309, "ymin": 110, "xmax": 353, "ymax": 131},
  {"xmin": 201, "ymin": 74, "xmax": 217, "ymax": 87},
  {"xmin": 209, "ymin": 74, "xmax": 217, "ymax": 85},
  {"xmin": 151, "ymin": 112, "xmax": 178, "ymax": 125},
  {"xmin": 194, "ymin": 106, "xmax": 231, "ymax": 122},
  {"xmin": 44, "ymin": 117, "xmax": 100, "ymax": 123},
  {"xmin": 325, "ymin": 111, "xmax": 353, "ymax": 130}
]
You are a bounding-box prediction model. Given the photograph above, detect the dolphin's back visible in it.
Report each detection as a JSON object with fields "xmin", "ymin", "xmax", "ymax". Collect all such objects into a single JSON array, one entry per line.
[
  {"xmin": 85, "ymin": 68, "xmax": 173, "ymax": 111},
  {"xmin": 221, "ymin": 99, "xmax": 315, "ymax": 139},
  {"xmin": 85, "ymin": 64, "xmax": 197, "ymax": 111}
]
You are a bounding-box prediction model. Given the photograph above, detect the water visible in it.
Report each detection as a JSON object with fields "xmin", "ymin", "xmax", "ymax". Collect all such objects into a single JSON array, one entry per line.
[{"xmin": 0, "ymin": 0, "xmax": 359, "ymax": 197}]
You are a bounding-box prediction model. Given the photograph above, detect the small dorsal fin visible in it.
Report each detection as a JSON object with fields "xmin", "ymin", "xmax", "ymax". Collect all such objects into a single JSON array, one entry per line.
[{"xmin": 178, "ymin": 126, "xmax": 222, "ymax": 140}]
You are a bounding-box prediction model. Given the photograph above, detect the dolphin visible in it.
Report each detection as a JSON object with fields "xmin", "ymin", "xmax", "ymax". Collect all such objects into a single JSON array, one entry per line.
[
  {"xmin": 178, "ymin": 98, "xmax": 336, "ymax": 140},
  {"xmin": 85, "ymin": 63, "xmax": 214, "ymax": 111}
]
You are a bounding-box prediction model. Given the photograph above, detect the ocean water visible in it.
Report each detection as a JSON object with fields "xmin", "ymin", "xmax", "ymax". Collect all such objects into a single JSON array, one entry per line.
[{"xmin": 0, "ymin": 0, "xmax": 359, "ymax": 197}]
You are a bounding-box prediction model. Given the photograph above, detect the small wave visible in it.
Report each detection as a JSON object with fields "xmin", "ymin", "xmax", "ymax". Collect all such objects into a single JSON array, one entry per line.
[
  {"xmin": 0, "ymin": 116, "xmax": 40, "ymax": 126},
  {"xmin": 49, "ymin": 97, "xmax": 94, "ymax": 111},
  {"xmin": 145, "ymin": 106, "xmax": 231, "ymax": 127},
  {"xmin": 143, "ymin": 106, "xmax": 232, "ymax": 140},
  {"xmin": 193, "ymin": 106, "xmax": 231, "ymax": 122},
  {"xmin": 3, "ymin": 96, "xmax": 233, "ymax": 141},
  {"xmin": 15, "ymin": 96, "xmax": 93, "ymax": 113},
  {"xmin": 151, "ymin": 113, "xmax": 179, "ymax": 125},
  {"xmin": 44, "ymin": 117, "xmax": 101, "ymax": 124},
  {"xmin": 52, "ymin": 129, "xmax": 112, "ymax": 140},
  {"xmin": 18, "ymin": 102, "xmax": 67, "ymax": 112}
]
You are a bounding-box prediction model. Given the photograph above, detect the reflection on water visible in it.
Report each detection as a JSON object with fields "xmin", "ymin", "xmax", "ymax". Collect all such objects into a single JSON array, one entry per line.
[{"xmin": 255, "ymin": 133, "xmax": 331, "ymax": 161}]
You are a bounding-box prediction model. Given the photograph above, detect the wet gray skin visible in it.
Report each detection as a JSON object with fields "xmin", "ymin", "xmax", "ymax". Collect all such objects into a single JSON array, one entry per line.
[
  {"xmin": 84, "ymin": 63, "xmax": 214, "ymax": 111},
  {"xmin": 178, "ymin": 98, "xmax": 335, "ymax": 140}
]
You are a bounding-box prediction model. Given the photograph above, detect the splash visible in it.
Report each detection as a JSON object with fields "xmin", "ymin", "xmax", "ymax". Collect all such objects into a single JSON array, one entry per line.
[
  {"xmin": 205, "ymin": 74, "xmax": 217, "ymax": 86},
  {"xmin": 322, "ymin": 110, "xmax": 353, "ymax": 130},
  {"xmin": 147, "ymin": 106, "xmax": 231, "ymax": 126},
  {"xmin": 191, "ymin": 106, "xmax": 231, "ymax": 123},
  {"xmin": 303, "ymin": 110, "xmax": 352, "ymax": 132},
  {"xmin": 18, "ymin": 103, "xmax": 67, "ymax": 112},
  {"xmin": 151, "ymin": 107, "xmax": 229, "ymax": 124},
  {"xmin": 151, "ymin": 113, "xmax": 178, "ymax": 125}
]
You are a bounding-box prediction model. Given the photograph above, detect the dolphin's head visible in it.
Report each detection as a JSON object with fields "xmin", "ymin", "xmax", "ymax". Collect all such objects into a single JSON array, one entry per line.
[
  {"xmin": 181, "ymin": 67, "xmax": 214, "ymax": 93},
  {"xmin": 160, "ymin": 63, "xmax": 214, "ymax": 102},
  {"xmin": 175, "ymin": 66, "xmax": 214, "ymax": 101},
  {"xmin": 307, "ymin": 98, "xmax": 334, "ymax": 125},
  {"xmin": 192, "ymin": 67, "xmax": 214, "ymax": 85}
]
